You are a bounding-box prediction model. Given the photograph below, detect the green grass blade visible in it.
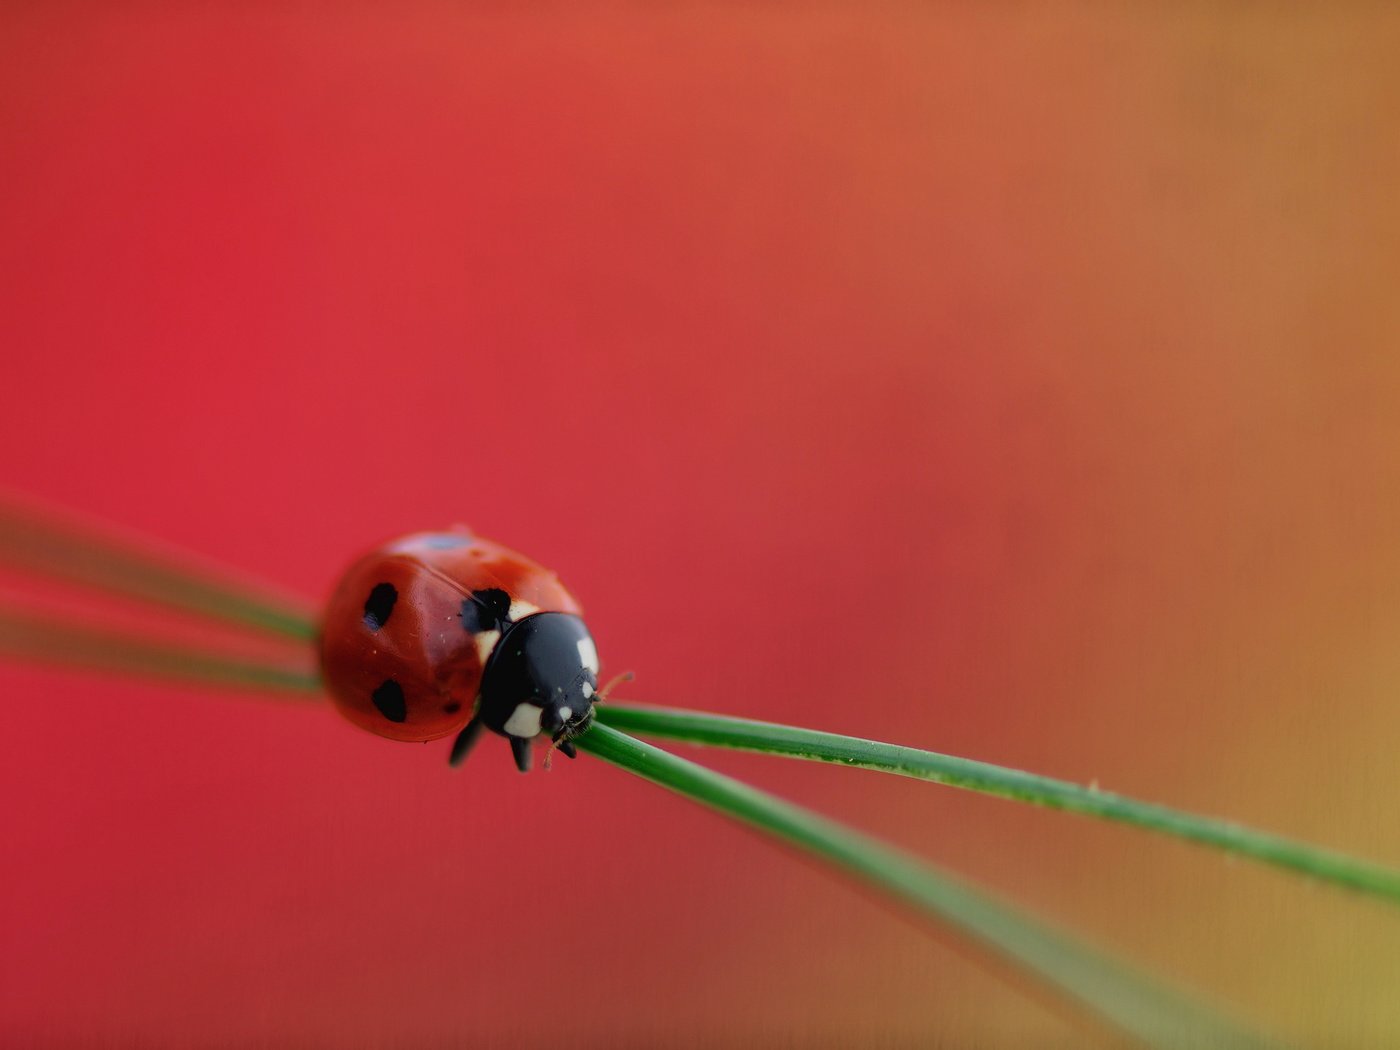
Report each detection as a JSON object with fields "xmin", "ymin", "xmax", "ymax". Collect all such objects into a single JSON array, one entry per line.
[
  {"xmin": 0, "ymin": 606, "xmax": 323, "ymax": 696},
  {"xmin": 0, "ymin": 495, "xmax": 318, "ymax": 641},
  {"xmin": 579, "ymin": 722, "xmax": 1272, "ymax": 1049},
  {"xmin": 598, "ymin": 702, "xmax": 1400, "ymax": 905}
]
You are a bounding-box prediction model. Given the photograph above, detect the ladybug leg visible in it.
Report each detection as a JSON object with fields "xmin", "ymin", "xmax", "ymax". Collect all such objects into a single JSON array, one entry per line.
[
  {"xmin": 510, "ymin": 737, "xmax": 533, "ymax": 774},
  {"xmin": 557, "ymin": 740, "xmax": 577, "ymax": 760},
  {"xmin": 448, "ymin": 717, "xmax": 483, "ymax": 767}
]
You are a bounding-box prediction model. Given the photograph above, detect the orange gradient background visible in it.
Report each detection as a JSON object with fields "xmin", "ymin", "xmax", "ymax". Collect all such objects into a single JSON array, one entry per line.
[{"xmin": 4, "ymin": 7, "xmax": 1400, "ymax": 1046}]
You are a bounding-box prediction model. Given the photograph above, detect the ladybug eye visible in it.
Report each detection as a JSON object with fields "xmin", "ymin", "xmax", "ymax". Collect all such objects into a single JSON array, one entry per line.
[{"xmin": 363, "ymin": 583, "xmax": 397, "ymax": 631}]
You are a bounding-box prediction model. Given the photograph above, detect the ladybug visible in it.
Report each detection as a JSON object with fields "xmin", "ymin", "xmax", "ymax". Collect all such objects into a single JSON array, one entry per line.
[{"xmin": 318, "ymin": 527, "xmax": 600, "ymax": 772}]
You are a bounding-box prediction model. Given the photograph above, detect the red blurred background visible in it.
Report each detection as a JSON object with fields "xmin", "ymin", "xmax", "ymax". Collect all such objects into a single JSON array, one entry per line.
[{"xmin": 4, "ymin": 6, "xmax": 1400, "ymax": 1046}]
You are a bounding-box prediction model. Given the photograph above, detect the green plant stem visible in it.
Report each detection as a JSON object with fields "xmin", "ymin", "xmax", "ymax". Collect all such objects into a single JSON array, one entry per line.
[
  {"xmin": 598, "ymin": 702, "xmax": 1400, "ymax": 905},
  {"xmin": 0, "ymin": 496, "xmax": 318, "ymax": 641},
  {"xmin": 579, "ymin": 722, "xmax": 1270, "ymax": 1049},
  {"xmin": 0, "ymin": 607, "xmax": 322, "ymax": 695}
]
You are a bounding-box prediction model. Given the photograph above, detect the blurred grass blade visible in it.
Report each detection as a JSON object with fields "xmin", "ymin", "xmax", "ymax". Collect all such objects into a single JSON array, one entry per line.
[
  {"xmin": 579, "ymin": 722, "xmax": 1271, "ymax": 1049},
  {"xmin": 0, "ymin": 494, "xmax": 318, "ymax": 641},
  {"xmin": 0, "ymin": 606, "xmax": 322, "ymax": 696},
  {"xmin": 599, "ymin": 703, "xmax": 1400, "ymax": 905}
]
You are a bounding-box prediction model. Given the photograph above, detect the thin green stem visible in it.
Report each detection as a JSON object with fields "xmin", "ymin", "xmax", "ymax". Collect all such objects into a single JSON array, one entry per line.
[
  {"xmin": 0, "ymin": 607, "xmax": 322, "ymax": 696},
  {"xmin": 579, "ymin": 722, "xmax": 1271, "ymax": 1049},
  {"xmin": 0, "ymin": 496, "xmax": 318, "ymax": 641},
  {"xmin": 598, "ymin": 702, "xmax": 1400, "ymax": 905}
]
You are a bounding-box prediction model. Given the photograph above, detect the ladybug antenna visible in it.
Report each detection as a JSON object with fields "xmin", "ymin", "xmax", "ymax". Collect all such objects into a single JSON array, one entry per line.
[
  {"xmin": 543, "ymin": 734, "xmax": 578, "ymax": 771},
  {"xmin": 596, "ymin": 670, "xmax": 635, "ymax": 703}
]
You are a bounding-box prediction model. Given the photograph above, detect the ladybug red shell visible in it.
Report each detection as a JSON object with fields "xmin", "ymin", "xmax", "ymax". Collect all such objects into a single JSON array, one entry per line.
[{"xmin": 319, "ymin": 527, "xmax": 600, "ymax": 772}]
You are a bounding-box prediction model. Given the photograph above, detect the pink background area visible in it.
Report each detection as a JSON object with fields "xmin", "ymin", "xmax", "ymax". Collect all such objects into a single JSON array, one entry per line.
[{"xmin": 4, "ymin": 7, "xmax": 1400, "ymax": 1045}]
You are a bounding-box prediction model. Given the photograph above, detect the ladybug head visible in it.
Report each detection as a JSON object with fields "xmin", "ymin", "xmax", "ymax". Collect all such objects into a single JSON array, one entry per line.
[{"xmin": 480, "ymin": 611, "xmax": 601, "ymax": 741}]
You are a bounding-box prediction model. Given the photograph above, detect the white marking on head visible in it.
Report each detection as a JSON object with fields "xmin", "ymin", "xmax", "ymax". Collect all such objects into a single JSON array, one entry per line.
[
  {"xmin": 508, "ymin": 599, "xmax": 540, "ymax": 621},
  {"xmin": 558, "ymin": 706, "xmax": 572, "ymax": 722},
  {"xmin": 581, "ymin": 681, "xmax": 594, "ymax": 699},
  {"xmin": 472, "ymin": 629, "xmax": 501, "ymax": 666},
  {"xmin": 577, "ymin": 636, "xmax": 599, "ymax": 674},
  {"xmin": 503, "ymin": 703, "xmax": 544, "ymax": 738}
]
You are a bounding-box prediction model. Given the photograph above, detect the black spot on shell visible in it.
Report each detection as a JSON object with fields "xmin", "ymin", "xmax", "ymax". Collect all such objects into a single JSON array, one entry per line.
[
  {"xmin": 363, "ymin": 583, "xmax": 398, "ymax": 631},
  {"xmin": 443, "ymin": 701, "xmax": 462, "ymax": 714},
  {"xmin": 460, "ymin": 588, "xmax": 512, "ymax": 633},
  {"xmin": 371, "ymin": 679, "xmax": 407, "ymax": 723},
  {"xmin": 477, "ymin": 588, "xmax": 512, "ymax": 621},
  {"xmin": 459, "ymin": 598, "xmax": 490, "ymax": 633}
]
